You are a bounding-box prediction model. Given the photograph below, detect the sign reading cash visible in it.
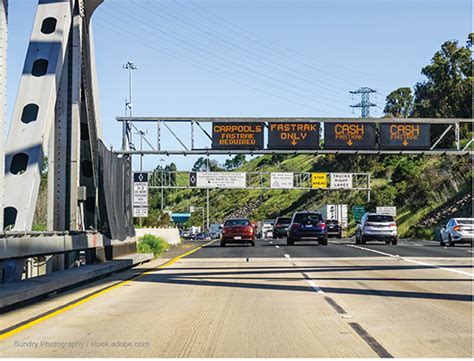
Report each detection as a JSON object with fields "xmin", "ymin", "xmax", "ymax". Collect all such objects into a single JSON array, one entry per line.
[
  {"xmin": 330, "ymin": 173, "xmax": 353, "ymax": 189},
  {"xmin": 324, "ymin": 123, "xmax": 376, "ymax": 149},
  {"xmin": 268, "ymin": 122, "xmax": 319, "ymax": 149},
  {"xmin": 133, "ymin": 172, "xmax": 148, "ymax": 217},
  {"xmin": 189, "ymin": 172, "xmax": 246, "ymax": 188},
  {"xmin": 212, "ymin": 122, "xmax": 264, "ymax": 150},
  {"xmin": 379, "ymin": 123, "xmax": 430, "ymax": 149},
  {"xmin": 270, "ymin": 173, "xmax": 294, "ymax": 189}
]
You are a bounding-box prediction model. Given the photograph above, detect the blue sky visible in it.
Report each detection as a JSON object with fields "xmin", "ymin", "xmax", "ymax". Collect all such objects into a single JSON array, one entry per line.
[{"xmin": 6, "ymin": 0, "xmax": 472, "ymax": 170}]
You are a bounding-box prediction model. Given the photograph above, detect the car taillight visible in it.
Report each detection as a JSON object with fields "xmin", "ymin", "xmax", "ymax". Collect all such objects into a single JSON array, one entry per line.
[
  {"xmin": 222, "ymin": 228, "xmax": 228, "ymax": 234},
  {"xmin": 247, "ymin": 226, "xmax": 254, "ymax": 234},
  {"xmin": 319, "ymin": 222, "xmax": 326, "ymax": 229},
  {"xmin": 291, "ymin": 223, "xmax": 301, "ymax": 230},
  {"xmin": 389, "ymin": 223, "xmax": 396, "ymax": 227},
  {"xmin": 275, "ymin": 224, "xmax": 282, "ymax": 227},
  {"xmin": 453, "ymin": 225, "xmax": 461, "ymax": 231}
]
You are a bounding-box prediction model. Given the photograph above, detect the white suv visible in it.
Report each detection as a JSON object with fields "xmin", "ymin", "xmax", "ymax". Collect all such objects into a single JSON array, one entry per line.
[
  {"xmin": 440, "ymin": 218, "xmax": 473, "ymax": 246},
  {"xmin": 355, "ymin": 213, "xmax": 398, "ymax": 245}
]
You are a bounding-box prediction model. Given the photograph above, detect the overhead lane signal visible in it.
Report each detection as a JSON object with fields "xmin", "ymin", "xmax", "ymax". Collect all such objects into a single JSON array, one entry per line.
[
  {"xmin": 324, "ymin": 122, "xmax": 376, "ymax": 149},
  {"xmin": 267, "ymin": 122, "xmax": 320, "ymax": 149},
  {"xmin": 379, "ymin": 123, "xmax": 431, "ymax": 149},
  {"xmin": 212, "ymin": 122, "xmax": 264, "ymax": 150}
]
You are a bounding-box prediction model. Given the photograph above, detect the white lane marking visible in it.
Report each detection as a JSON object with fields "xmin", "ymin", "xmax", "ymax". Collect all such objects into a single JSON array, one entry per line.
[
  {"xmin": 348, "ymin": 245, "xmax": 474, "ymax": 277},
  {"xmin": 284, "ymin": 254, "xmax": 290, "ymax": 258},
  {"xmin": 302, "ymin": 272, "xmax": 325, "ymax": 294},
  {"xmin": 275, "ymin": 245, "xmax": 280, "ymax": 249},
  {"xmin": 467, "ymin": 250, "xmax": 474, "ymax": 253}
]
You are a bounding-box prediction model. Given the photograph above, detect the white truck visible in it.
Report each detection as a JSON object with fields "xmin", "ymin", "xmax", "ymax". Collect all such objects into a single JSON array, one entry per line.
[{"xmin": 317, "ymin": 205, "xmax": 348, "ymax": 228}]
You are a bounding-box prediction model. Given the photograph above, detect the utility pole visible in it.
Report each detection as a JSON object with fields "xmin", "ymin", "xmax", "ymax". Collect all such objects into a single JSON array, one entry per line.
[
  {"xmin": 206, "ymin": 157, "xmax": 210, "ymax": 230},
  {"xmin": 122, "ymin": 61, "xmax": 137, "ymax": 151},
  {"xmin": 350, "ymin": 87, "xmax": 376, "ymax": 118}
]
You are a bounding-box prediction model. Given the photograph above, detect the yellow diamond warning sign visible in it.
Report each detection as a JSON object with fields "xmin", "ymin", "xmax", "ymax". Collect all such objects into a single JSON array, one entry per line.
[{"xmin": 311, "ymin": 173, "xmax": 328, "ymax": 189}]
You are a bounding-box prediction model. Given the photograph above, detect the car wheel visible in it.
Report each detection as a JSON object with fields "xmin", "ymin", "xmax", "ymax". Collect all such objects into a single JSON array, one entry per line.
[
  {"xmin": 385, "ymin": 240, "xmax": 390, "ymax": 244},
  {"xmin": 287, "ymin": 238, "xmax": 295, "ymax": 246},
  {"xmin": 448, "ymin": 235, "xmax": 454, "ymax": 247},
  {"xmin": 220, "ymin": 241, "xmax": 226, "ymax": 247},
  {"xmin": 338, "ymin": 233, "xmax": 342, "ymax": 239},
  {"xmin": 251, "ymin": 241, "xmax": 256, "ymax": 247},
  {"xmin": 392, "ymin": 238, "xmax": 397, "ymax": 245},
  {"xmin": 319, "ymin": 238, "xmax": 328, "ymax": 246}
]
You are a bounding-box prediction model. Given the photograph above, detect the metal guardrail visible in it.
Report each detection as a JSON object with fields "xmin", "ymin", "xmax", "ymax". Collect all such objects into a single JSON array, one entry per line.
[{"xmin": 0, "ymin": 232, "xmax": 136, "ymax": 260}]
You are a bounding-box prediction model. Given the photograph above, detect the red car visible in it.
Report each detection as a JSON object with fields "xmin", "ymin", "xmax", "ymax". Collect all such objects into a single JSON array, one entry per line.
[{"xmin": 221, "ymin": 219, "xmax": 256, "ymax": 247}]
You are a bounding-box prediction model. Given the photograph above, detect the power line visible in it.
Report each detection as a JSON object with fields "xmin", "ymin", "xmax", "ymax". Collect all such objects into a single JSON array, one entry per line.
[
  {"xmin": 141, "ymin": 0, "xmax": 355, "ymax": 97},
  {"xmin": 93, "ymin": 19, "xmax": 333, "ymax": 115},
  {"xmin": 101, "ymin": 5, "xmax": 350, "ymax": 113},
  {"xmin": 178, "ymin": 0, "xmax": 404, "ymax": 85}
]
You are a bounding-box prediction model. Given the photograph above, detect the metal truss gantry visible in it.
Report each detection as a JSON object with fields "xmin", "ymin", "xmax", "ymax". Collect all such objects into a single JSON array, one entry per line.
[
  {"xmin": 3, "ymin": 0, "xmax": 104, "ymax": 232},
  {"xmin": 116, "ymin": 117, "xmax": 474, "ymax": 156}
]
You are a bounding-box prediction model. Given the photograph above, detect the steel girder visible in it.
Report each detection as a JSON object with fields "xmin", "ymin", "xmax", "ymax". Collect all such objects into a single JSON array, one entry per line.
[{"xmin": 4, "ymin": 0, "xmax": 103, "ymax": 232}]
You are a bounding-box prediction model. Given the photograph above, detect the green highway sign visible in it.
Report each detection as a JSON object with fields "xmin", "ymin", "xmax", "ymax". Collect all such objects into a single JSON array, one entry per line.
[{"xmin": 352, "ymin": 205, "xmax": 366, "ymax": 222}]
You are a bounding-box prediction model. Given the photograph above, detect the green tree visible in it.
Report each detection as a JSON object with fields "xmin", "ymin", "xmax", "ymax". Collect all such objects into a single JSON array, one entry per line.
[
  {"xmin": 413, "ymin": 35, "xmax": 472, "ymax": 119},
  {"xmin": 384, "ymin": 87, "xmax": 413, "ymax": 117},
  {"xmin": 224, "ymin": 154, "xmax": 246, "ymax": 170},
  {"xmin": 192, "ymin": 157, "xmax": 221, "ymax": 171}
]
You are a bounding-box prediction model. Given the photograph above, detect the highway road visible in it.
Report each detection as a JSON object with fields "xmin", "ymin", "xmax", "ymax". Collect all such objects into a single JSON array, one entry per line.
[{"xmin": 1, "ymin": 238, "xmax": 473, "ymax": 357}]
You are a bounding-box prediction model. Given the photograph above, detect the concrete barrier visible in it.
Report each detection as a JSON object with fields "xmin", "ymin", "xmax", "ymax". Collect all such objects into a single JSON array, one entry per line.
[
  {"xmin": 135, "ymin": 228, "xmax": 181, "ymax": 245},
  {"xmin": 0, "ymin": 253, "xmax": 153, "ymax": 310}
]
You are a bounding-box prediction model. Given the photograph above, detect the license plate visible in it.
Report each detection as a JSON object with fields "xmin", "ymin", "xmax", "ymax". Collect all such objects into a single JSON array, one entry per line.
[{"xmin": 234, "ymin": 236, "xmax": 242, "ymax": 240}]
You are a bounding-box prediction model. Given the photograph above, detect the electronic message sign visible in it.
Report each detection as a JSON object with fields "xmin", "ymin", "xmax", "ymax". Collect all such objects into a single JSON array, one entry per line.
[
  {"xmin": 212, "ymin": 122, "xmax": 264, "ymax": 150},
  {"xmin": 268, "ymin": 122, "xmax": 319, "ymax": 149},
  {"xmin": 379, "ymin": 123, "xmax": 431, "ymax": 149},
  {"xmin": 324, "ymin": 123, "xmax": 376, "ymax": 149}
]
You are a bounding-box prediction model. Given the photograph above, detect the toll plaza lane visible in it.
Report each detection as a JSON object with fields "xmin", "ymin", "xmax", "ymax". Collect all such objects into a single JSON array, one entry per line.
[{"xmin": 0, "ymin": 239, "xmax": 472, "ymax": 358}]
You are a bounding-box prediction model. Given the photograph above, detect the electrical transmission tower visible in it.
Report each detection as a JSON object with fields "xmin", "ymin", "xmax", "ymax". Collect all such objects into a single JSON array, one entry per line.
[{"xmin": 350, "ymin": 87, "xmax": 377, "ymax": 118}]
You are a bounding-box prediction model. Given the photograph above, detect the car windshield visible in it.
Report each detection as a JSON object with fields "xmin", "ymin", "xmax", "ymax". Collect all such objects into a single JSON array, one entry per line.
[
  {"xmin": 224, "ymin": 219, "xmax": 250, "ymax": 226},
  {"xmin": 294, "ymin": 213, "xmax": 322, "ymax": 223},
  {"xmin": 367, "ymin": 215, "xmax": 394, "ymax": 222},
  {"xmin": 326, "ymin": 220, "xmax": 339, "ymax": 225},
  {"xmin": 276, "ymin": 217, "xmax": 291, "ymax": 224}
]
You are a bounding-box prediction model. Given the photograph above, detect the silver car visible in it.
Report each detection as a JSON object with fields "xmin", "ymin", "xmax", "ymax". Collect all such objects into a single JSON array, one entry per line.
[
  {"xmin": 440, "ymin": 218, "xmax": 474, "ymax": 246},
  {"xmin": 355, "ymin": 213, "xmax": 398, "ymax": 245}
]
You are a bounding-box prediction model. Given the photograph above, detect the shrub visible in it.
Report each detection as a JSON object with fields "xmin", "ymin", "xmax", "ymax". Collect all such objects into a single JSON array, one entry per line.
[{"xmin": 137, "ymin": 234, "xmax": 169, "ymax": 257}]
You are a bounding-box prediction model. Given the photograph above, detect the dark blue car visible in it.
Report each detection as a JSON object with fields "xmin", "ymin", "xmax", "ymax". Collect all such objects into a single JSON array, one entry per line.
[{"xmin": 287, "ymin": 211, "xmax": 328, "ymax": 246}]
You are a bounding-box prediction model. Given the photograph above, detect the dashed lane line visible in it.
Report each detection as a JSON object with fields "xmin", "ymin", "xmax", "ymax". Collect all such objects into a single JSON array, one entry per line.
[{"xmin": 347, "ymin": 244, "xmax": 474, "ymax": 277}]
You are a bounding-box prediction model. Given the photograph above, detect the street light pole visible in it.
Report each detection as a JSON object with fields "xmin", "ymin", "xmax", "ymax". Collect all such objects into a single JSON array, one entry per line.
[{"xmin": 122, "ymin": 61, "xmax": 137, "ymax": 151}]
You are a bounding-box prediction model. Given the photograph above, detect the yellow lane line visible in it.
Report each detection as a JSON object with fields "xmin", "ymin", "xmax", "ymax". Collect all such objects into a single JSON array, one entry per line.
[{"xmin": 0, "ymin": 240, "xmax": 215, "ymax": 341}]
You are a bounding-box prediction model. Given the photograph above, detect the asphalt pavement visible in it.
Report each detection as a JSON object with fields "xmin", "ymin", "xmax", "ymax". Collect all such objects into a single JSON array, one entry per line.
[
  {"xmin": 189, "ymin": 237, "xmax": 474, "ymax": 258},
  {"xmin": 0, "ymin": 237, "xmax": 472, "ymax": 357}
]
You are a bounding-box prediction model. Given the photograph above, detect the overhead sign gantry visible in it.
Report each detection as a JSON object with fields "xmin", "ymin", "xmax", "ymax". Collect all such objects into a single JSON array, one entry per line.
[{"xmin": 115, "ymin": 117, "xmax": 473, "ymax": 155}]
